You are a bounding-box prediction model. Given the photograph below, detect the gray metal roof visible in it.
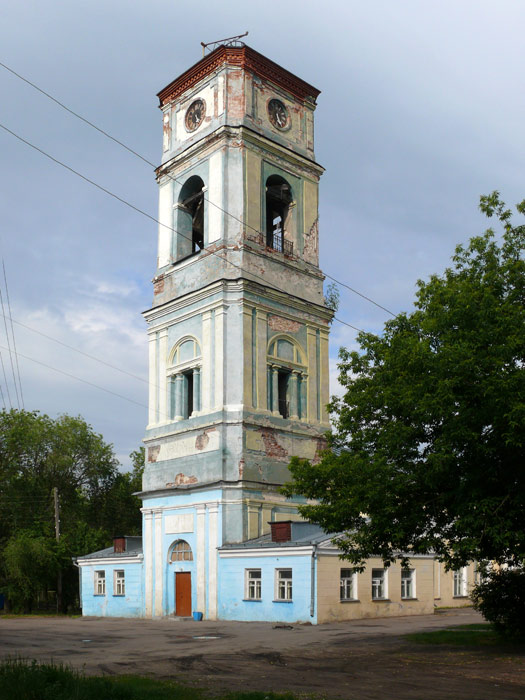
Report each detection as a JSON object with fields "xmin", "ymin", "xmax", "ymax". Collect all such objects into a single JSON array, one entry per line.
[
  {"xmin": 76, "ymin": 536, "xmax": 143, "ymax": 561},
  {"xmin": 219, "ymin": 523, "xmax": 333, "ymax": 550}
]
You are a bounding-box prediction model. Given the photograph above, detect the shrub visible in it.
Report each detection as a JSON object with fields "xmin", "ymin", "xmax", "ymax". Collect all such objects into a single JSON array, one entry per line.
[{"xmin": 471, "ymin": 568, "xmax": 525, "ymax": 638}]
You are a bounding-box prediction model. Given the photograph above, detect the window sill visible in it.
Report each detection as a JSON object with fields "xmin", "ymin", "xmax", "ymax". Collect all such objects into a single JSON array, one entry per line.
[
  {"xmin": 372, "ymin": 598, "xmax": 390, "ymax": 602},
  {"xmin": 273, "ymin": 599, "xmax": 293, "ymax": 603},
  {"xmin": 243, "ymin": 599, "xmax": 262, "ymax": 602},
  {"xmin": 93, "ymin": 594, "xmax": 105, "ymax": 597},
  {"xmin": 113, "ymin": 595, "xmax": 125, "ymax": 597},
  {"xmin": 339, "ymin": 599, "xmax": 360, "ymax": 603},
  {"xmin": 401, "ymin": 597, "xmax": 418, "ymax": 601},
  {"xmin": 453, "ymin": 595, "xmax": 468, "ymax": 599}
]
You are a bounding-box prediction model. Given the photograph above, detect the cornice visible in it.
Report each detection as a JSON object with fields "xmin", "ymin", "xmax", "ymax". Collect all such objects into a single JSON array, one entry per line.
[{"xmin": 157, "ymin": 45, "xmax": 320, "ymax": 108}]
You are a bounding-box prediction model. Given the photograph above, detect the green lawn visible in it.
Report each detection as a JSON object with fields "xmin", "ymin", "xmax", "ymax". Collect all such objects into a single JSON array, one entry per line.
[{"xmin": 0, "ymin": 659, "xmax": 302, "ymax": 700}]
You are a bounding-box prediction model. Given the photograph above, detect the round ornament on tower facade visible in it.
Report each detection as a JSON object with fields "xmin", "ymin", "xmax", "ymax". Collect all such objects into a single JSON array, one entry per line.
[
  {"xmin": 185, "ymin": 99, "xmax": 206, "ymax": 132},
  {"xmin": 267, "ymin": 98, "xmax": 290, "ymax": 130}
]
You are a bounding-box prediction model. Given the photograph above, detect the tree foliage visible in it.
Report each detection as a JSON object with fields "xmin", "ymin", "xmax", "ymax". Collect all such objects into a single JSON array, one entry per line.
[
  {"xmin": 283, "ymin": 193, "xmax": 525, "ymax": 571},
  {"xmin": 471, "ymin": 569, "xmax": 525, "ymax": 638},
  {"xmin": 0, "ymin": 410, "xmax": 144, "ymax": 611}
]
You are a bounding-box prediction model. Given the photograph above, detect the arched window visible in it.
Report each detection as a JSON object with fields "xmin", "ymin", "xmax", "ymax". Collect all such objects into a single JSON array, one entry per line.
[
  {"xmin": 266, "ymin": 175, "xmax": 293, "ymax": 254},
  {"xmin": 168, "ymin": 336, "xmax": 202, "ymax": 420},
  {"xmin": 267, "ymin": 336, "xmax": 306, "ymax": 419},
  {"xmin": 170, "ymin": 540, "xmax": 193, "ymax": 562},
  {"xmin": 175, "ymin": 175, "xmax": 205, "ymax": 260}
]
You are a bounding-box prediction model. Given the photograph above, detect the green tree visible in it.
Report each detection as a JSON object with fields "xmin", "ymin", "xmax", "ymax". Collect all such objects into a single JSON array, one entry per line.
[
  {"xmin": 283, "ymin": 193, "xmax": 525, "ymax": 572},
  {"xmin": 0, "ymin": 410, "xmax": 143, "ymax": 611}
]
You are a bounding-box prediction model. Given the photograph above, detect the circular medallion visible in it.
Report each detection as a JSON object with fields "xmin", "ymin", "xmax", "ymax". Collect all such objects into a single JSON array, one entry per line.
[
  {"xmin": 268, "ymin": 98, "xmax": 289, "ymax": 129},
  {"xmin": 185, "ymin": 99, "xmax": 205, "ymax": 132}
]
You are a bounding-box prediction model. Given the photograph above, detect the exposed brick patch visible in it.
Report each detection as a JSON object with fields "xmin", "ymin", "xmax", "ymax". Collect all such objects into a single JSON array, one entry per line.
[
  {"xmin": 238, "ymin": 458, "xmax": 245, "ymax": 479},
  {"xmin": 166, "ymin": 473, "xmax": 198, "ymax": 487},
  {"xmin": 148, "ymin": 445, "xmax": 160, "ymax": 463},
  {"xmin": 303, "ymin": 218, "xmax": 318, "ymax": 265},
  {"xmin": 313, "ymin": 436, "xmax": 328, "ymax": 465},
  {"xmin": 260, "ymin": 429, "xmax": 288, "ymax": 461},
  {"xmin": 195, "ymin": 431, "xmax": 210, "ymax": 450},
  {"xmin": 268, "ymin": 315, "xmax": 301, "ymax": 333},
  {"xmin": 153, "ymin": 276, "xmax": 165, "ymax": 295}
]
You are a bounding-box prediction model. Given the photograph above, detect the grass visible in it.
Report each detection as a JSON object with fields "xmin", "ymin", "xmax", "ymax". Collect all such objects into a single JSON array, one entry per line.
[
  {"xmin": 0, "ymin": 659, "xmax": 302, "ymax": 700},
  {"xmin": 405, "ymin": 623, "xmax": 525, "ymax": 647}
]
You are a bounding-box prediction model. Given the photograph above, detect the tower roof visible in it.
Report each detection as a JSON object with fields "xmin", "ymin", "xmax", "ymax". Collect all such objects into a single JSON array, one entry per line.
[{"xmin": 157, "ymin": 44, "xmax": 321, "ymax": 108}]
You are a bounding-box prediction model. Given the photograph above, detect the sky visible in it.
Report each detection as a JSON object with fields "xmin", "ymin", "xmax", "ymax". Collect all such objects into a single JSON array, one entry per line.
[{"xmin": 1, "ymin": 1, "xmax": 524, "ymax": 468}]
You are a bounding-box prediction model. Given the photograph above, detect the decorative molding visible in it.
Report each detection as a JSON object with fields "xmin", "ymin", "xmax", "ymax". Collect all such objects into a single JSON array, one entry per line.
[{"xmin": 157, "ymin": 45, "xmax": 320, "ymax": 107}]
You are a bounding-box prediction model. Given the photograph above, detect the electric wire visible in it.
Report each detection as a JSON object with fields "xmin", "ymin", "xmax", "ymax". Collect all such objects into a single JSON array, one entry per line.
[
  {"xmin": 0, "ymin": 280, "xmax": 20, "ymax": 408},
  {"xmin": 3, "ymin": 261, "xmax": 24, "ymax": 407},
  {"xmin": 0, "ymin": 120, "xmax": 364, "ymax": 334},
  {"xmin": 0, "ymin": 60, "xmax": 394, "ymax": 324},
  {"xmin": 0, "ymin": 350, "xmax": 12, "ymax": 409}
]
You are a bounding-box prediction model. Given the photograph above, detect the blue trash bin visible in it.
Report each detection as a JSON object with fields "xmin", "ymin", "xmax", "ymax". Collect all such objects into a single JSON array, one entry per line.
[{"xmin": 192, "ymin": 611, "xmax": 203, "ymax": 621}]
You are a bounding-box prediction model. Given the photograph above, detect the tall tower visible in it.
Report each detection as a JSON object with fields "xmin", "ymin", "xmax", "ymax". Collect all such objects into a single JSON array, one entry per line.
[{"xmin": 141, "ymin": 44, "xmax": 332, "ymax": 619}]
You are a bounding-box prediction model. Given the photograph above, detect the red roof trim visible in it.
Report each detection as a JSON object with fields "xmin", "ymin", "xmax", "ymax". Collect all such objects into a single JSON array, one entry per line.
[{"xmin": 157, "ymin": 45, "xmax": 320, "ymax": 107}]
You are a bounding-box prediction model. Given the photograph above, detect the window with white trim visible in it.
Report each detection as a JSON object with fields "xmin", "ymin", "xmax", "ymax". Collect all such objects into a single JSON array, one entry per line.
[
  {"xmin": 94, "ymin": 570, "xmax": 105, "ymax": 596},
  {"xmin": 275, "ymin": 569, "xmax": 292, "ymax": 601},
  {"xmin": 401, "ymin": 569, "xmax": 415, "ymax": 599},
  {"xmin": 371, "ymin": 568, "xmax": 387, "ymax": 600},
  {"xmin": 453, "ymin": 567, "xmax": 468, "ymax": 597},
  {"xmin": 170, "ymin": 540, "xmax": 193, "ymax": 562},
  {"xmin": 245, "ymin": 569, "xmax": 261, "ymax": 600},
  {"xmin": 340, "ymin": 568, "xmax": 357, "ymax": 601},
  {"xmin": 114, "ymin": 570, "xmax": 125, "ymax": 596}
]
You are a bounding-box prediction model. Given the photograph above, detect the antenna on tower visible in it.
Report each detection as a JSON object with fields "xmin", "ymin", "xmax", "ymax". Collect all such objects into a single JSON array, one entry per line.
[{"xmin": 201, "ymin": 31, "xmax": 249, "ymax": 57}]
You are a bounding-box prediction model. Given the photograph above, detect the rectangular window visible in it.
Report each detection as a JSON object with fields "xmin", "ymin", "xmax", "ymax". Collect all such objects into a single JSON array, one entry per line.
[
  {"xmin": 114, "ymin": 570, "xmax": 125, "ymax": 596},
  {"xmin": 245, "ymin": 569, "xmax": 262, "ymax": 600},
  {"xmin": 276, "ymin": 569, "xmax": 293, "ymax": 601},
  {"xmin": 371, "ymin": 568, "xmax": 386, "ymax": 600},
  {"xmin": 340, "ymin": 568, "xmax": 357, "ymax": 601},
  {"xmin": 401, "ymin": 569, "xmax": 415, "ymax": 599},
  {"xmin": 453, "ymin": 567, "xmax": 467, "ymax": 597},
  {"xmin": 94, "ymin": 570, "xmax": 105, "ymax": 596}
]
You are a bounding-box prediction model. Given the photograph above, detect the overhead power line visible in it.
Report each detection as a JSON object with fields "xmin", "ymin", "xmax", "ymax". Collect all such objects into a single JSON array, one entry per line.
[
  {"xmin": 0, "ymin": 60, "xmax": 394, "ymax": 323},
  {"xmin": 3, "ymin": 261, "xmax": 24, "ymax": 407},
  {"xmin": 0, "ymin": 120, "xmax": 364, "ymax": 334}
]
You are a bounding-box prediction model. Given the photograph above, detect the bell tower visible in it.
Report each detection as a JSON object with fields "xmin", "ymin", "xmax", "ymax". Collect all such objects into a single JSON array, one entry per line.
[{"xmin": 141, "ymin": 44, "xmax": 332, "ymax": 619}]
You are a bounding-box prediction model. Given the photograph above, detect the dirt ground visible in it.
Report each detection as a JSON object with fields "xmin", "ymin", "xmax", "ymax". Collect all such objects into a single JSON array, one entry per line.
[{"xmin": 1, "ymin": 608, "xmax": 524, "ymax": 699}]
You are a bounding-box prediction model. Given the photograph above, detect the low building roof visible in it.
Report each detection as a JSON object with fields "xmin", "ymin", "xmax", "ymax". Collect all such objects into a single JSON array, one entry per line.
[
  {"xmin": 76, "ymin": 536, "xmax": 143, "ymax": 561},
  {"xmin": 219, "ymin": 523, "xmax": 333, "ymax": 551}
]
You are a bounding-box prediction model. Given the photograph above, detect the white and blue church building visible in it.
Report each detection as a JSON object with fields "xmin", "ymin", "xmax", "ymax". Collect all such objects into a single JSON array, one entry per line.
[{"xmin": 77, "ymin": 43, "xmax": 476, "ymax": 624}]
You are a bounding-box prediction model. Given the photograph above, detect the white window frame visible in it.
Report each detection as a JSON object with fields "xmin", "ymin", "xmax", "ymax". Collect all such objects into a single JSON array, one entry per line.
[
  {"xmin": 94, "ymin": 570, "xmax": 106, "ymax": 596},
  {"xmin": 401, "ymin": 569, "xmax": 416, "ymax": 599},
  {"xmin": 340, "ymin": 568, "xmax": 357, "ymax": 601},
  {"xmin": 371, "ymin": 568, "xmax": 387, "ymax": 600},
  {"xmin": 245, "ymin": 569, "xmax": 262, "ymax": 600},
  {"xmin": 453, "ymin": 567, "xmax": 468, "ymax": 597},
  {"xmin": 114, "ymin": 570, "xmax": 125, "ymax": 596},
  {"xmin": 275, "ymin": 568, "xmax": 293, "ymax": 601}
]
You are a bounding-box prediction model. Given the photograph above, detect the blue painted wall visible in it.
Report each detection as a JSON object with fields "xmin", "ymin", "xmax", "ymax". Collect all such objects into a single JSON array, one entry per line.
[
  {"xmin": 218, "ymin": 552, "xmax": 315, "ymax": 623},
  {"xmin": 80, "ymin": 560, "xmax": 144, "ymax": 617}
]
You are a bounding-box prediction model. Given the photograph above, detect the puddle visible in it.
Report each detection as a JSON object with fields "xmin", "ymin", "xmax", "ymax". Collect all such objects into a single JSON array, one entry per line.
[{"xmin": 192, "ymin": 635, "xmax": 222, "ymax": 640}]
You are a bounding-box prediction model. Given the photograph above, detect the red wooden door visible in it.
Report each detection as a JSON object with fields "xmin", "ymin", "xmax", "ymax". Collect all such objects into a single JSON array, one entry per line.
[{"xmin": 175, "ymin": 572, "xmax": 191, "ymax": 617}]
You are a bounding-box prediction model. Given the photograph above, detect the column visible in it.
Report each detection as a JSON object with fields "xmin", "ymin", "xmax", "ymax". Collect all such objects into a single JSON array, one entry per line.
[
  {"xmin": 148, "ymin": 334, "xmax": 157, "ymax": 427},
  {"xmin": 320, "ymin": 329, "xmax": 330, "ymax": 424},
  {"xmin": 154, "ymin": 509, "xmax": 163, "ymax": 616},
  {"xmin": 193, "ymin": 367, "xmax": 201, "ymax": 414},
  {"xmin": 306, "ymin": 326, "xmax": 317, "ymax": 422},
  {"xmin": 174, "ymin": 374, "xmax": 183, "ymax": 420},
  {"xmin": 196, "ymin": 504, "xmax": 206, "ymax": 614},
  {"xmin": 207, "ymin": 503, "xmax": 219, "ymax": 620},
  {"xmin": 256, "ymin": 310, "xmax": 268, "ymax": 411},
  {"xmin": 290, "ymin": 371, "xmax": 300, "ymax": 419},
  {"xmin": 143, "ymin": 509, "xmax": 154, "ymax": 617},
  {"xmin": 201, "ymin": 310, "xmax": 212, "ymax": 412},
  {"xmin": 158, "ymin": 330, "xmax": 168, "ymax": 423},
  {"xmin": 300, "ymin": 372, "xmax": 308, "ymax": 420},
  {"xmin": 271, "ymin": 366, "xmax": 279, "ymax": 415},
  {"xmin": 214, "ymin": 306, "xmax": 226, "ymax": 409}
]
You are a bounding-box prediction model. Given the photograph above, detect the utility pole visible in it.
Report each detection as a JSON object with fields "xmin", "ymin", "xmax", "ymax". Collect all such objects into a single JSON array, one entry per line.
[{"xmin": 53, "ymin": 487, "xmax": 62, "ymax": 613}]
